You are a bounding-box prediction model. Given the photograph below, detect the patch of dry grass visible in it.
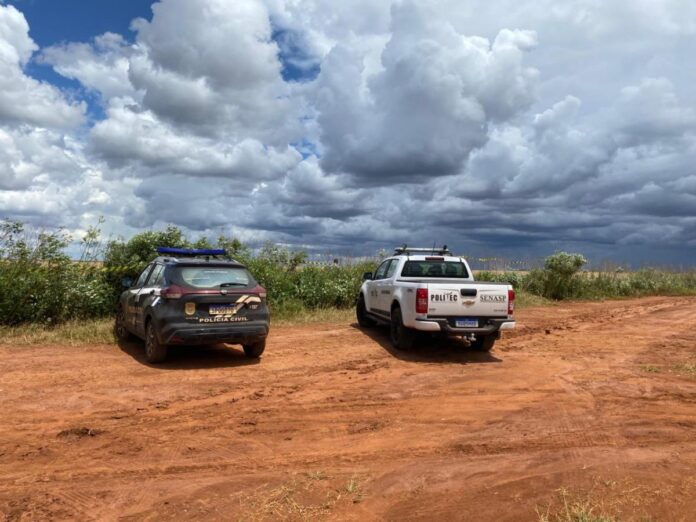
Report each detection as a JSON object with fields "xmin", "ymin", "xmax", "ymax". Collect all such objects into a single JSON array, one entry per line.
[
  {"xmin": 673, "ymin": 362, "xmax": 696, "ymax": 377},
  {"xmin": 0, "ymin": 318, "xmax": 115, "ymax": 346},
  {"xmin": 239, "ymin": 472, "xmax": 365, "ymax": 521},
  {"xmin": 537, "ymin": 488, "xmax": 618, "ymax": 522}
]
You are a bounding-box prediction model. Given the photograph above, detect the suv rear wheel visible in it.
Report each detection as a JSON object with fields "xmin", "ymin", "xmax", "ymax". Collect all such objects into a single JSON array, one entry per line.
[
  {"xmin": 145, "ymin": 321, "xmax": 168, "ymax": 363},
  {"xmin": 243, "ymin": 339, "xmax": 266, "ymax": 358},
  {"xmin": 390, "ymin": 307, "xmax": 415, "ymax": 350}
]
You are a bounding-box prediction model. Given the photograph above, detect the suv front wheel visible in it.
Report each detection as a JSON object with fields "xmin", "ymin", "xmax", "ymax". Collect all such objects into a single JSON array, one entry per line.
[{"xmin": 114, "ymin": 308, "xmax": 131, "ymax": 341}]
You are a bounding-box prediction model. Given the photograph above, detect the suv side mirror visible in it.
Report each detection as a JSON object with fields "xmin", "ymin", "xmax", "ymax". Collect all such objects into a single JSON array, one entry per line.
[
  {"xmin": 121, "ymin": 277, "xmax": 133, "ymax": 288},
  {"xmin": 362, "ymin": 272, "xmax": 373, "ymax": 281}
]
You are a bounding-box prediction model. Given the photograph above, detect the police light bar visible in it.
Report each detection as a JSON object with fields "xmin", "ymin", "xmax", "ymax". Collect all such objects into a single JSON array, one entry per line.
[{"xmin": 156, "ymin": 247, "xmax": 227, "ymax": 256}]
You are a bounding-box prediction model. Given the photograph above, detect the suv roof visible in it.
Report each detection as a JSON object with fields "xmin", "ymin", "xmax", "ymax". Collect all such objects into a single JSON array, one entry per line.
[
  {"xmin": 153, "ymin": 247, "xmax": 244, "ymax": 267},
  {"xmin": 154, "ymin": 256, "xmax": 245, "ymax": 267}
]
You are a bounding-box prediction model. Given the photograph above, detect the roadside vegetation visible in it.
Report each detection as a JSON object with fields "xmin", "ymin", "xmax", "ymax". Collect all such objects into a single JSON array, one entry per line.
[
  {"xmin": 478, "ymin": 252, "xmax": 696, "ymax": 301},
  {"xmin": 2, "ymin": 220, "xmax": 696, "ymax": 334}
]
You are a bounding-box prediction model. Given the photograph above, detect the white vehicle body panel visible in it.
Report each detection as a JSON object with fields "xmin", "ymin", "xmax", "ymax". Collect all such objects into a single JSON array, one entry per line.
[{"xmin": 359, "ymin": 254, "xmax": 515, "ymax": 334}]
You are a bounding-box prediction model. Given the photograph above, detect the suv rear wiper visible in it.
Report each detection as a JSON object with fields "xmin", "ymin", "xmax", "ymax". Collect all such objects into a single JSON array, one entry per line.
[{"xmin": 220, "ymin": 282, "xmax": 247, "ymax": 287}]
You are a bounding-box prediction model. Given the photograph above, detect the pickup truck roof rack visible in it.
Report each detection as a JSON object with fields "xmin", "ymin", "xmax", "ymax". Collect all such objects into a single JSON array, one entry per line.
[{"xmin": 394, "ymin": 245, "xmax": 452, "ymax": 256}]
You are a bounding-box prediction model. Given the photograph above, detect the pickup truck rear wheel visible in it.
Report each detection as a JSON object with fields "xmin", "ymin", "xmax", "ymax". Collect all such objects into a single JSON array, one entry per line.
[
  {"xmin": 243, "ymin": 339, "xmax": 266, "ymax": 358},
  {"xmin": 356, "ymin": 294, "xmax": 376, "ymax": 327},
  {"xmin": 470, "ymin": 334, "xmax": 496, "ymax": 352},
  {"xmin": 390, "ymin": 307, "xmax": 415, "ymax": 350},
  {"xmin": 145, "ymin": 321, "xmax": 168, "ymax": 363}
]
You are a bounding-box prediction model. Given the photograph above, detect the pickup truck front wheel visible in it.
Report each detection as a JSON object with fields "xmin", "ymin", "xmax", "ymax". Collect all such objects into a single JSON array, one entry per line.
[
  {"xmin": 356, "ymin": 294, "xmax": 376, "ymax": 327},
  {"xmin": 390, "ymin": 307, "xmax": 415, "ymax": 350},
  {"xmin": 470, "ymin": 334, "xmax": 496, "ymax": 352}
]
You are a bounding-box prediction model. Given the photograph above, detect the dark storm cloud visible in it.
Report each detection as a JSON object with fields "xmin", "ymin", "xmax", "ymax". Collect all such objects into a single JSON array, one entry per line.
[{"xmin": 2, "ymin": 0, "xmax": 696, "ymax": 262}]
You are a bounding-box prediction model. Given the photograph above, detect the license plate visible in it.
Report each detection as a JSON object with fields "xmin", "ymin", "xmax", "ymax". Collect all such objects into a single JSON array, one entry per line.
[
  {"xmin": 210, "ymin": 304, "xmax": 236, "ymax": 315},
  {"xmin": 456, "ymin": 319, "xmax": 478, "ymax": 328}
]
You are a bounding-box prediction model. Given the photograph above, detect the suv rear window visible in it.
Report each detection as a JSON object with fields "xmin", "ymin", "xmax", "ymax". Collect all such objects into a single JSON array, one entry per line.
[
  {"xmin": 170, "ymin": 266, "xmax": 254, "ymax": 289},
  {"xmin": 401, "ymin": 260, "xmax": 469, "ymax": 278}
]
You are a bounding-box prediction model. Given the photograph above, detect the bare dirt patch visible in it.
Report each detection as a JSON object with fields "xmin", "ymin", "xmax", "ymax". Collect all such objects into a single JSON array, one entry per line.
[{"xmin": 1, "ymin": 296, "xmax": 695, "ymax": 520}]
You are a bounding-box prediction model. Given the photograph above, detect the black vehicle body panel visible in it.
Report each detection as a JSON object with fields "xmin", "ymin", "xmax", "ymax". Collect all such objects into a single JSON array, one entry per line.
[{"xmin": 118, "ymin": 258, "xmax": 269, "ymax": 347}]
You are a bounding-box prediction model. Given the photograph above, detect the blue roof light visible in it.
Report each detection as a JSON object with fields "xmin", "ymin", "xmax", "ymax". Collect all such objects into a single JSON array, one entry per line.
[{"xmin": 156, "ymin": 247, "xmax": 227, "ymax": 256}]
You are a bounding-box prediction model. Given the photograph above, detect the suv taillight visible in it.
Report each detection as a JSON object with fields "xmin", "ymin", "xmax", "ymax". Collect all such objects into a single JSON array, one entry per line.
[
  {"xmin": 508, "ymin": 289, "xmax": 515, "ymax": 315},
  {"xmin": 416, "ymin": 288, "xmax": 428, "ymax": 314},
  {"xmin": 161, "ymin": 284, "xmax": 185, "ymax": 299}
]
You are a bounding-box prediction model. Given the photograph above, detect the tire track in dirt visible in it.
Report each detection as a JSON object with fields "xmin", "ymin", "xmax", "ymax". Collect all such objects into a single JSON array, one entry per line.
[{"xmin": 1, "ymin": 296, "xmax": 696, "ymax": 520}]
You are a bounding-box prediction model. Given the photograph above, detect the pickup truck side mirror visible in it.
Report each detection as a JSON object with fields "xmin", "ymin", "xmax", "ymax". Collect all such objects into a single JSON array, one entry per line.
[
  {"xmin": 121, "ymin": 277, "xmax": 133, "ymax": 288},
  {"xmin": 362, "ymin": 272, "xmax": 373, "ymax": 281}
]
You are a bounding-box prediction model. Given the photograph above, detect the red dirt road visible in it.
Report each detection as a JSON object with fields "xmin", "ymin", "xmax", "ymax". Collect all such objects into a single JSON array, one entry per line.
[{"xmin": 1, "ymin": 297, "xmax": 696, "ymax": 521}]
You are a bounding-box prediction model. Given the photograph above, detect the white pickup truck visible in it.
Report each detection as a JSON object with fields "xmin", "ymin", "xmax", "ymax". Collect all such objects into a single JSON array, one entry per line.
[{"xmin": 356, "ymin": 246, "xmax": 515, "ymax": 351}]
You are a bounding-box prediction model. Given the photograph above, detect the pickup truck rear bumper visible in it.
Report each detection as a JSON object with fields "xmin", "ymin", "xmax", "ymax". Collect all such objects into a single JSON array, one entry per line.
[{"xmin": 414, "ymin": 317, "xmax": 515, "ymax": 335}]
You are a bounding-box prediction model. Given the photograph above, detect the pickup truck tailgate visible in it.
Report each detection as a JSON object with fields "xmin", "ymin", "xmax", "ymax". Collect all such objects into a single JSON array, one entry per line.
[{"xmin": 427, "ymin": 283, "xmax": 509, "ymax": 317}]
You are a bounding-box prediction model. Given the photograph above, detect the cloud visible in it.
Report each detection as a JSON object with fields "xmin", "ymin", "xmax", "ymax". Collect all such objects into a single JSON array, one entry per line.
[
  {"xmin": 39, "ymin": 32, "xmax": 136, "ymax": 100},
  {"xmin": 315, "ymin": 1, "xmax": 538, "ymax": 183},
  {"xmin": 2, "ymin": 0, "xmax": 696, "ymax": 263},
  {"xmin": 0, "ymin": 4, "xmax": 85, "ymax": 128}
]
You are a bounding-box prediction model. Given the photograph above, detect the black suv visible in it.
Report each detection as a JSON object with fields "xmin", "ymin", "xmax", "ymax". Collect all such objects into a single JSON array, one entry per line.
[{"xmin": 115, "ymin": 248, "xmax": 269, "ymax": 363}]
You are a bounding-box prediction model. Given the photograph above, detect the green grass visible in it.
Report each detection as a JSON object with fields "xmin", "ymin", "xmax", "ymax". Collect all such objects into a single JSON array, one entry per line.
[
  {"xmin": 271, "ymin": 306, "xmax": 355, "ymax": 326},
  {"xmin": 517, "ymin": 289, "xmax": 554, "ymax": 308}
]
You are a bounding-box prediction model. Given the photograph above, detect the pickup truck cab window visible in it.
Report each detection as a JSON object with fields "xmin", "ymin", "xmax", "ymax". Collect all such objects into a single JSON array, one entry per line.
[
  {"xmin": 385, "ymin": 259, "xmax": 399, "ymax": 278},
  {"xmin": 402, "ymin": 260, "xmax": 469, "ymax": 278},
  {"xmin": 373, "ymin": 260, "xmax": 392, "ymax": 280}
]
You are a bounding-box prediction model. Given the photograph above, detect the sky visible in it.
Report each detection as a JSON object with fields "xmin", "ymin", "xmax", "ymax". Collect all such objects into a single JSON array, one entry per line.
[{"xmin": 0, "ymin": 0, "xmax": 695, "ymax": 265}]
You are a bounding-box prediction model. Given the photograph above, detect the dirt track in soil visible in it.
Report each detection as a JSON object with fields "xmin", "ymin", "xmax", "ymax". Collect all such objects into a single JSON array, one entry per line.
[{"xmin": 1, "ymin": 296, "xmax": 696, "ymax": 521}]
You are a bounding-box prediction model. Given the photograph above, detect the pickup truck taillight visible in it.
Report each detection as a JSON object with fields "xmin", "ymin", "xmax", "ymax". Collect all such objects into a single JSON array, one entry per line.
[
  {"xmin": 416, "ymin": 288, "xmax": 428, "ymax": 314},
  {"xmin": 508, "ymin": 289, "xmax": 516, "ymax": 315}
]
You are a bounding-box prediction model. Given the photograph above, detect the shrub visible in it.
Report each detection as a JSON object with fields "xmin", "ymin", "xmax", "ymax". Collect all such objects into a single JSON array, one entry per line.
[
  {"xmin": 524, "ymin": 252, "xmax": 587, "ymax": 300},
  {"xmin": 0, "ymin": 221, "xmax": 112, "ymax": 324}
]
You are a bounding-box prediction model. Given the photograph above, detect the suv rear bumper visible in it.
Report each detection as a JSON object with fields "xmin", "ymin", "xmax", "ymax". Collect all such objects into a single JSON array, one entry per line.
[
  {"xmin": 414, "ymin": 317, "xmax": 515, "ymax": 335},
  {"xmin": 159, "ymin": 320, "xmax": 269, "ymax": 345}
]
